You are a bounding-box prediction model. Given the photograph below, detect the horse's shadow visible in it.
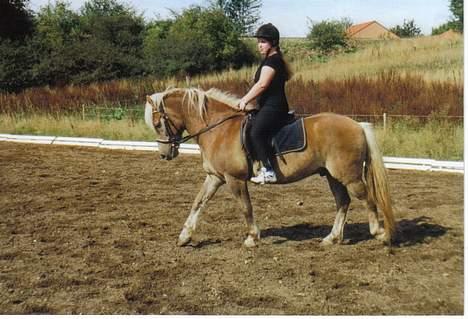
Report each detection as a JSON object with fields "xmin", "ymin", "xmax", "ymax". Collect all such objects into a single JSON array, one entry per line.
[
  {"xmin": 261, "ymin": 216, "xmax": 449, "ymax": 247},
  {"xmin": 394, "ymin": 216, "xmax": 450, "ymax": 246},
  {"xmin": 261, "ymin": 223, "xmax": 331, "ymax": 244},
  {"xmin": 185, "ymin": 239, "xmax": 222, "ymax": 249}
]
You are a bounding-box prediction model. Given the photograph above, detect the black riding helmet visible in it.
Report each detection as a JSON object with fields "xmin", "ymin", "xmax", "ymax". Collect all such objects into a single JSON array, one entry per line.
[{"xmin": 254, "ymin": 23, "xmax": 280, "ymax": 47}]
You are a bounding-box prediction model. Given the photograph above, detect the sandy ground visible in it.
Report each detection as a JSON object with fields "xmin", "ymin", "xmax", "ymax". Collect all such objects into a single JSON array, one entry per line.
[{"xmin": 0, "ymin": 142, "xmax": 463, "ymax": 314}]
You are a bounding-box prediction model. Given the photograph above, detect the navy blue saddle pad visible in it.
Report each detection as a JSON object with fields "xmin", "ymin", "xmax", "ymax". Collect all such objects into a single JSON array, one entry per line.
[{"xmin": 272, "ymin": 117, "xmax": 307, "ymax": 155}]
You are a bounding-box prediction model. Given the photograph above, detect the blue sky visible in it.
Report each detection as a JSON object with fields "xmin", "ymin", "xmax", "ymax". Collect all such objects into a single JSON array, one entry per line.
[{"xmin": 30, "ymin": 0, "xmax": 453, "ymax": 36}]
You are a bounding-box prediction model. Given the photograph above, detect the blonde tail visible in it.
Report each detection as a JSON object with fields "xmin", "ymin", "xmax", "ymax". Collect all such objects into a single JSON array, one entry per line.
[{"xmin": 360, "ymin": 123, "xmax": 395, "ymax": 243}]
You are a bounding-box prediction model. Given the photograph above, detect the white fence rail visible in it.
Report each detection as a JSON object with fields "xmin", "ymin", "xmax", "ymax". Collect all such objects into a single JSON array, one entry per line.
[{"xmin": 0, "ymin": 133, "xmax": 463, "ymax": 174}]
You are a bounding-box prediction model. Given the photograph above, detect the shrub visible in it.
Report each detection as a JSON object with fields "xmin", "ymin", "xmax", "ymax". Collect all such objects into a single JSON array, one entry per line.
[
  {"xmin": 0, "ymin": 39, "xmax": 37, "ymax": 92},
  {"xmin": 31, "ymin": 0, "xmax": 146, "ymax": 86},
  {"xmin": 144, "ymin": 6, "xmax": 255, "ymax": 77},
  {"xmin": 306, "ymin": 19, "xmax": 352, "ymax": 55},
  {"xmin": 390, "ymin": 19, "xmax": 422, "ymax": 38}
]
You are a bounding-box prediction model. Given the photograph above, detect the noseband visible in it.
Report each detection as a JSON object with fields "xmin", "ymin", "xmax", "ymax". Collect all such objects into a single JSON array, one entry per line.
[{"xmin": 149, "ymin": 96, "xmax": 244, "ymax": 155}]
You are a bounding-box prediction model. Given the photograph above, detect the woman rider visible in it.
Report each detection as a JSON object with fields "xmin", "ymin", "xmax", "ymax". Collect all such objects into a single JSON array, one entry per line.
[{"xmin": 239, "ymin": 23, "xmax": 293, "ymax": 184}]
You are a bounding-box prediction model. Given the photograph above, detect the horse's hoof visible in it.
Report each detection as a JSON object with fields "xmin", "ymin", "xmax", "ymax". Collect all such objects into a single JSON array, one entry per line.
[
  {"xmin": 177, "ymin": 237, "xmax": 191, "ymax": 247},
  {"xmin": 177, "ymin": 229, "xmax": 192, "ymax": 246},
  {"xmin": 243, "ymin": 236, "xmax": 257, "ymax": 248},
  {"xmin": 321, "ymin": 236, "xmax": 341, "ymax": 246},
  {"xmin": 320, "ymin": 238, "xmax": 334, "ymax": 246},
  {"xmin": 375, "ymin": 232, "xmax": 391, "ymax": 244}
]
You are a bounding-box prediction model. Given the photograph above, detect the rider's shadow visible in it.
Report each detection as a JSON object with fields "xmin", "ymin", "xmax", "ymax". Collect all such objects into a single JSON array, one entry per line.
[{"xmin": 261, "ymin": 216, "xmax": 450, "ymax": 246}]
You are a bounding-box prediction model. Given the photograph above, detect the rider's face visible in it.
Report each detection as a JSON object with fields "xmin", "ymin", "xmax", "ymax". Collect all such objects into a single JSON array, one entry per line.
[{"xmin": 257, "ymin": 38, "xmax": 272, "ymax": 56}]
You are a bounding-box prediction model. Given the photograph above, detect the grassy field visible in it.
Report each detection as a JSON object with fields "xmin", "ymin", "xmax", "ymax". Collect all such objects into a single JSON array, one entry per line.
[
  {"xmin": 0, "ymin": 34, "xmax": 463, "ymax": 160},
  {"xmin": 199, "ymin": 34, "xmax": 463, "ymax": 83}
]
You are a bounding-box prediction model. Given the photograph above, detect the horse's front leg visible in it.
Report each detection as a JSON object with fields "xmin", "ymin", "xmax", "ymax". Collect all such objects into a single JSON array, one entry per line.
[
  {"xmin": 225, "ymin": 175, "xmax": 259, "ymax": 248},
  {"xmin": 177, "ymin": 174, "xmax": 224, "ymax": 246}
]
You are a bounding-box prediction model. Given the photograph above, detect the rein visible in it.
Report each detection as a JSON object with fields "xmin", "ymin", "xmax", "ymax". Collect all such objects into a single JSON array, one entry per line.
[{"xmin": 174, "ymin": 113, "xmax": 243, "ymax": 144}]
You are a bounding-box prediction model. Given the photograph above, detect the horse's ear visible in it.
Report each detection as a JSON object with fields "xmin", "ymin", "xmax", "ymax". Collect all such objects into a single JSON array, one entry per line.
[{"xmin": 146, "ymin": 95, "xmax": 155, "ymax": 107}]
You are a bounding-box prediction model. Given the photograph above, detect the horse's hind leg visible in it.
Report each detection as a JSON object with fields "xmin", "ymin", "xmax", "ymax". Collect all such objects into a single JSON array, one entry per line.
[
  {"xmin": 177, "ymin": 174, "xmax": 224, "ymax": 246},
  {"xmin": 365, "ymin": 200, "xmax": 386, "ymax": 241},
  {"xmin": 225, "ymin": 175, "xmax": 259, "ymax": 248},
  {"xmin": 322, "ymin": 174, "xmax": 351, "ymax": 245},
  {"xmin": 347, "ymin": 181, "xmax": 385, "ymax": 241}
]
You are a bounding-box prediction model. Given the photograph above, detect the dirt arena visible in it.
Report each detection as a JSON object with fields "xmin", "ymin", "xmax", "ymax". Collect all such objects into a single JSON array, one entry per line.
[{"xmin": 0, "ymin": 142, "xmax": 463, "ymax": 314}]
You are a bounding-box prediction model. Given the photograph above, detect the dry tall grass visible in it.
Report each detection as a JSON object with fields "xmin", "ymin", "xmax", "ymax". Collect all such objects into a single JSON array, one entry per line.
[
  {"xmin": 1, "ymin": 71, "xmax": 461, "ymax": 117},
  {"xmin": 294, "ymin": 35, "xmax": 463, "ymax": 83},
  {"xmin": 197, "ymin": 71, "xmax": 462, "ymax": 116},
  {"xmin": 0, "ymin": 34, "xmax": 462, "ymax": 117}
]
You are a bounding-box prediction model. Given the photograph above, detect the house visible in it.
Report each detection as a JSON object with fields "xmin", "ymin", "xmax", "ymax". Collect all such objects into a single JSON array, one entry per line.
[{"xmin": 347, "ymin": 21, "xmax": 399, "ymax": 40}]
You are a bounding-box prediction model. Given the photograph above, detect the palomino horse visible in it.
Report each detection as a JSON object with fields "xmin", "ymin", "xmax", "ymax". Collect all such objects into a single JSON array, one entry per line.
[{"xmin": 145, "ymin": 87, "xmax": 395, "ymax": 248}]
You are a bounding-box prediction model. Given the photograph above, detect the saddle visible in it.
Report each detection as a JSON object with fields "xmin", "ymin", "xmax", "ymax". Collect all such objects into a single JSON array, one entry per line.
[{"xmin": 240, "ymin": 110, "xmax": 307, "ymax": 167}]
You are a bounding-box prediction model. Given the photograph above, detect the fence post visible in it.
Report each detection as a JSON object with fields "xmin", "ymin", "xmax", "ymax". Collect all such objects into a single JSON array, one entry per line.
[
  {"xmin": 82, "ymin": 104, "xmax": 85, "ymax": 121},
  {"xmin": 383, "ymin": 112, "xmax": 387, "ymax": 133}
]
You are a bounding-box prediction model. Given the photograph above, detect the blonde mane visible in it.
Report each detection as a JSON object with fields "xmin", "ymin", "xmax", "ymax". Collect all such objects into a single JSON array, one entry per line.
[{"xmin": 153, "ymin": 87, "xmax": 242, "ymax": 121}]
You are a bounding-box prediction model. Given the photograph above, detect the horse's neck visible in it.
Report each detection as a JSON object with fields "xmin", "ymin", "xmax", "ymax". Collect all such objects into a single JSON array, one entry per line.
[{"xmin": 183, "ymin": 98, "xmax": 238, "ymax": 137}]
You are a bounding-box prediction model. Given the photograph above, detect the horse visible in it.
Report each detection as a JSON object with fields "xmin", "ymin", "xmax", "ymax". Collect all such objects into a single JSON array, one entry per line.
[{"xmin": 144, "ymin": 87, "xmax": 395, "ymax": 248}]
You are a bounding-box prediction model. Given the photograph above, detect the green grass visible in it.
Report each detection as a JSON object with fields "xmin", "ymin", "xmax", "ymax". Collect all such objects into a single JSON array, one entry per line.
[
  {"xmin": 0, "ymin": 113, "xmax": 462, "ymax": 160},
  {"xmin": 375, "ymin": 119, "xmax": 463, "ymax": 160},
  {"xmin": 0, "ymin": 114, "xmax": 155, "ymax": 141}
]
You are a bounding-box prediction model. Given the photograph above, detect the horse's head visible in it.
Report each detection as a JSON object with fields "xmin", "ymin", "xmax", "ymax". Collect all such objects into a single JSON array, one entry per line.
[
  {"xmin": 145, "ymin": 90, "xmax": 185, "ymax": 160},
  {"xmin": 145, "ymin": 87, "xmax": 251, "ymax": 160}
]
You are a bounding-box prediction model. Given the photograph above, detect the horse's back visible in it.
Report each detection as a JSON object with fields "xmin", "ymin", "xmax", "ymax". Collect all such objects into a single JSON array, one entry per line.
[
  {"xmin": 304, "ymin": 112, "xmax": 361, "ymax": 129},
  {"xmin": 304, "ymin": 112, "xmax": 365, "ymax": 143},
  {"xmin": 303, "ymin": 113, "xmax": 367, "ymax": 182}
]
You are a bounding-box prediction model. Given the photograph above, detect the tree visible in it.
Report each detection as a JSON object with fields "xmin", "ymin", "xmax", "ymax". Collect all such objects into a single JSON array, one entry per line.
[
  {"xmin": 0, "ymin": 0, "xmax": 34, "ymax": 40},
  {"xmin": 80, "ymin": 0, "xmax": 146, "ymax": 54},
  {"xmin": 0, "ymin": 0, "xmax": 37, "ymax": 91},
  {"xmin": 432, "ymin": 0, "xmax": 463, "ymax": 35},
  {"xmin": 449, "ymin": 0, "xmax": 463, "ymax": 32},
  {"xmin": 209, "ymin": 0, "xmax": 262, "ymax": 35},
  {"xmin": 0, "ymin": 39, "xmax": 38, "ymax": 91},
  {"xmin": 307, "ymin": 19, "xmax": 352, "ymax": 55},
  {"xmin": 431, "ymin": 22, "xmax": 453, "ymax": 35},
  {"xmin": 145, "ymin": 6, "xmax": 255, "ymax": 77},
  {"xmin": 31, "ymin": 0, "xmax": 146, "ymax": 86},
  {"xmin": 35, "ymin": 1, "xmax": 81, "ymax": 47},
  {"xmin": 390, "ymin": 19, "xmax": 421, "ymax": 38},
  {"xmin": 145, "ymin": 20, "xmax": 173, "ymax": 42}
]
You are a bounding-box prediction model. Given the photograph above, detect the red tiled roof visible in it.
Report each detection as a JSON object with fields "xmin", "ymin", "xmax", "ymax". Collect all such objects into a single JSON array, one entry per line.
[{"xmin": 346, "ymin": 21, "xmax": 375, "ymax": 37}]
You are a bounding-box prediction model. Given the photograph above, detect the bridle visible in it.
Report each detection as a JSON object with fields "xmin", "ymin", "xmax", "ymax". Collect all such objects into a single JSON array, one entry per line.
[
  {"xmin": 152, "ymin": 100, "xmax": 182, "ymax": 158},
  {"xmin": 149, "ymin": 96, "xmax": 244, "ymax": 157}
]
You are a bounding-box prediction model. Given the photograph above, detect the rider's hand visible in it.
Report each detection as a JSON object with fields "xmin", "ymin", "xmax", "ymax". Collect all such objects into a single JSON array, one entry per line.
[{"xmin": 239, "ymin": 100, "xmax": 247, "ymax": 111}]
